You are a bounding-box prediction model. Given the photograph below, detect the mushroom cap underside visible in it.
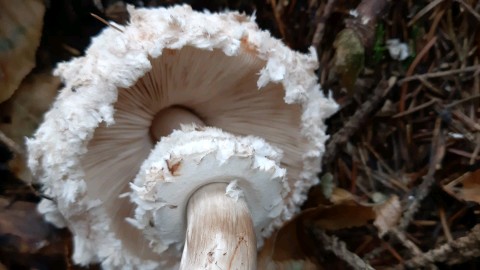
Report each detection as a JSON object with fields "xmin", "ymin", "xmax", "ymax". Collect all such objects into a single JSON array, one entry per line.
[
  {"xmin": 27, "ymin": 5, "xmax": 338, "ymax": 269},
  {"xmin": 129, "ymin": 126, "xmax": 288, "ymax": 264}
]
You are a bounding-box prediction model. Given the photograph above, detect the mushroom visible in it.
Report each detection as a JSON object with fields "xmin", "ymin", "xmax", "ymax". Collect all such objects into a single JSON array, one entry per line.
[
  {"xmin": 27, "ymin": 5, "xmax": 338, "ymax": 270},
  {"xmin": 131, "ymin": 125, "xmax": 287, "ymax": 269}
]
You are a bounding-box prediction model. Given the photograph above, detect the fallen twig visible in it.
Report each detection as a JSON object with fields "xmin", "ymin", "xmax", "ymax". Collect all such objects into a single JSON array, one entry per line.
[
  {"xmin": 312, "ymin": 229, "xmax": 375, "ymax": 270},
  {"xmin": 404, "ymin": 225, "xmax": 480, "ymax": 267},
  {"xmin": 445, "ymin": 94, "xmax": 480, "ymax": 108},
  {"xmin": 390, "ymin": 228, "xmax": 423, "ymax": 256},
  {"xmin": 408, "ymin": 0, "xmax": 445, "ymax": 27},
  {"xmin": 399, "ymin": 116, "xmax": 446, "ymax": 230},
  {"xmin": 439, "ymin": 207, "xmax": 453, "ymax": 242},
  {"xmin": 399, "ymin": 36, "xmax": 438, "ymax": 112},
  {"xmin": 268, "ymin": 0, "xmax": 287, "ymax": 40},
  {"xmin": 398, "ymin": 65, "xmax": 480, "ymax": 84},
  {"xmin": 0, "ymin": 130, "xmax": 23, "ymax": 156},
  {"xmin": 90, "ymin": 13, "xmax": 124, "ymax": 32},
  {"xmin": 322, "ymin": 77, "xmax": 396, "ymax": 167},
  {"xmin": 311, "ymin": 0, "xmax": 336, "ymax": 48},
  {"xmin": 455, "ymin": 0, "xmax": 480, "ymax": 22},
  {"xmin": 392, "ymin": 99, "xmax": 438, "ymax": 118}
]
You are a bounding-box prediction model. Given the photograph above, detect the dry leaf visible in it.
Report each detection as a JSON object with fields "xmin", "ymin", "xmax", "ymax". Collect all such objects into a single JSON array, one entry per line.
[
  {"xmin": 442, "ymin": 169, "xmax": 480, "ymax": 204},
  {"xmin": 0, "ymin": 198, "xmax": 83, "ymax": 269},
  {"xmin": 0, "ymin": 72, "xmax": 60, "ymax": 147},
  {"xmin": 313, "ymin": 204, "xmax": 376, "ymax": 230},
  {"xmin": 0, "ymin": 0, "xmax": 45, "ymax": 103},
  {"xmin": 258, "ymin": 224, "xmax": 323, "ymax": 269},
  {"xmin": 259, "ymin": 187, "xmax": 398, "ymax": 268},
  {"xmin": 329, "ymin": 187, "xmax": 358, "ymax": 205},
  {"xmin": 0, "ymin": 198, "xmax": 50, "ymax": 253},
  {"xmin": 0, "ymin": 72, "xmax": 59, "ymax": 181},
  {"xmin": 373, "ymin": 195, "xmax": 401, "ymax": 237}
]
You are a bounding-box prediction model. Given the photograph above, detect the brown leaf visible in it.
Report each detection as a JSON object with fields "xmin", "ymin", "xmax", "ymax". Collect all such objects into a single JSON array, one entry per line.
[
  {"xmin": 258, "ymin": 223, "xmax": 323, "ymax": 269},
  {"xmin": 259, "ymin": 187, "xmax": 398, "ymax": 268},
  {"xmin": 373, "ymin": 195, "xmax": 401, "ymax": 237},
  {"xmin": 329, "ymin": 187, "xmax": 359, "ymax": 205},
  {"xmin": 0, "ymin": 198, "xmax": 83, "ymax": 269},
  {"xmin": 0, "ymin": 0, "xmax": 45, "ymax": 103},
  {"xmin": 0, "ymin": 72, "xmax": 59, "ymax": 181},
  {"xmin": 442, "ymin": 169, "xmax": 480, "ymax": 204},
  {"xmin": 274, "ymin": 189, "xmax": 375, "ymax": 259},
  {"xmin": 313, "ymin": 204, "xmax": 376, "ymax": 230},
  {"xmin": 0, "ymin": 72, "xmax": 60, "ymax": 148},
  {"xmin": 0, "ymin": 198, "xmax": 50, "ymax": 253}
]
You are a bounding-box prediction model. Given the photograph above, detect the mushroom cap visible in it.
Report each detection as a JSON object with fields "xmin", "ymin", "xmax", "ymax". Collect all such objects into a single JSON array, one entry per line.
[
  {"xmin": 27, "ymin": 5, "xmax": 338, "ymax": 269},
  {"xmin": 129, "ymin": 125, "xmax": 288, "ymax": 262}
]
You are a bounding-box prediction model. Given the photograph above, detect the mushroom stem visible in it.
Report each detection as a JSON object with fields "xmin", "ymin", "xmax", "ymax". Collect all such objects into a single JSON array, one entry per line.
[
  {"xmin": 150, "ymin": 106, "xmax": 204, "ymax": 140},
  {"xmin": 180, "ymin": 183, "xmax": 257, "ymax": 270}
]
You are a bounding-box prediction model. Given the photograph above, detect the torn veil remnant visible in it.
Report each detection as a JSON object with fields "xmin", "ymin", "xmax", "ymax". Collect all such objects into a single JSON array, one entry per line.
[{"xmin": 27, "ymin": 5, "xmax": 338, "ymax": 270}]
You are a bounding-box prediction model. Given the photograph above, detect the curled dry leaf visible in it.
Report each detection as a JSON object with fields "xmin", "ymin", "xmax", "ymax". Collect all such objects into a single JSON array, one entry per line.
[
  {"xmin": 442, "ymin": 169, "xmax": 480, "ymax": 204},
  {"xmin": 0, "ymin": 0, "xmax": 45, "ymax": 103},
  {"xmin": 373, "ymin": 195, "xmax": 401, "ymax": 237}
]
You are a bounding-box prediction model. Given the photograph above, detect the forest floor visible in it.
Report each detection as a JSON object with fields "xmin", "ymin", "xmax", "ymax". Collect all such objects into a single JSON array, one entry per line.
[{"xmin": 1, "ymin": 0, "xmax": 480, "ymax": 269}]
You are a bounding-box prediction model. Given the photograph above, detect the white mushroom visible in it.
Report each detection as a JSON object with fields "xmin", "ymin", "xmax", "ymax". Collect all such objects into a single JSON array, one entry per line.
[
  {"xmin": 130, "ymin": 126, "xmax": 287, "ymax": 269},
  {"xmin": 27, "ymin": 5, "xmax": 338, "ymax": 269}
]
